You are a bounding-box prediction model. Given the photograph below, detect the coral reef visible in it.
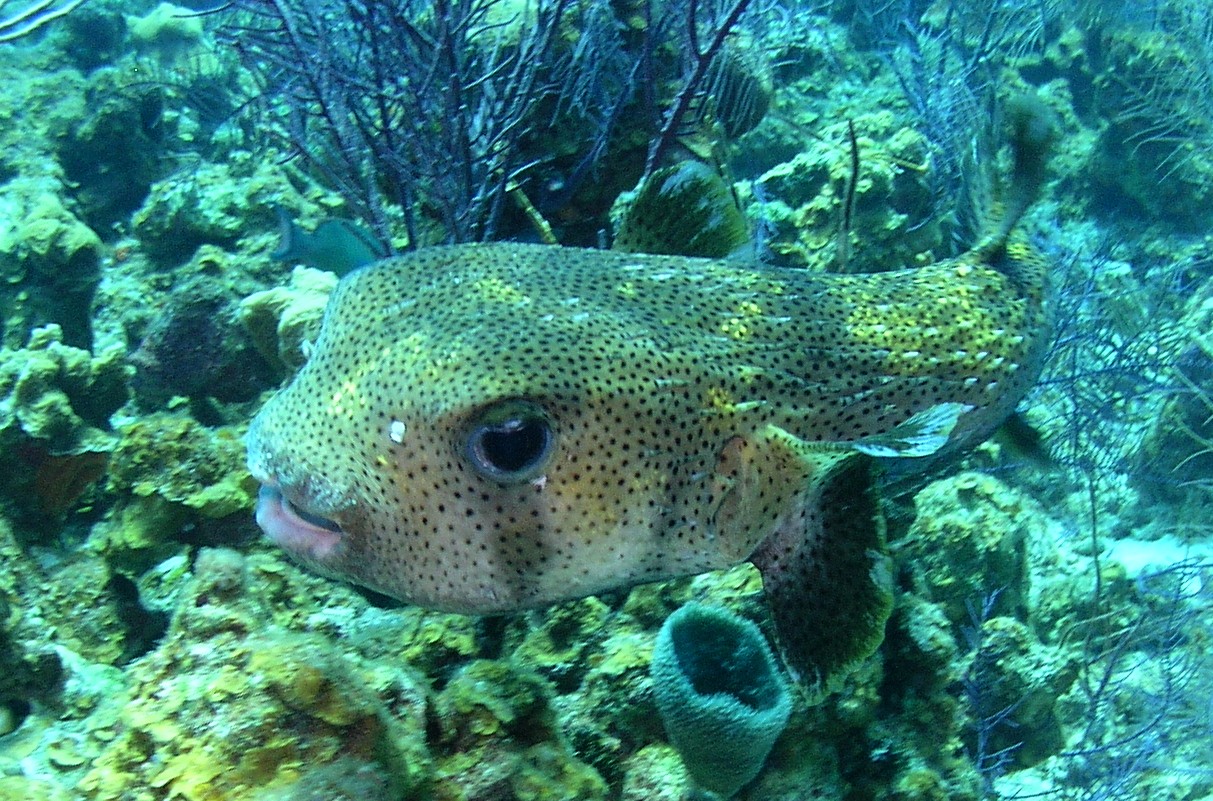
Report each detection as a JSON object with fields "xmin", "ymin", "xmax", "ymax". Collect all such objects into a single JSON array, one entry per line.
[
  {"xmin": 238, "ymin": 265, "xmax": 337, "ymax": 373},
  {"xmin": 897, "ymin": 473, "xmax": 1045, "ymax": 626},
  {"xmin": 746, "ymin": 114, "xmax": 937, "ymax": 271},
  {"xmin": 95, "ymin": 411, "xmax": 257, "ymax": 575},
  {"xmin": 128, "ymin": 263, "xmax": 276, "ymax": 409},
  {"xmin": 0, "ymin": 324, "xmax": 128, "ymax": 526},
  {"xmin": 52, "ymin": 68, "xmax": 168, "ymax": 233},
  {"xmin": 0, "ymin": 177, "xmax": 103, "ymax": 349},
  {"xmin": 1085, "ymin": 11, "xmax": 1213, "ymax": 231},
  {"xmin": 0, "ymin": 3, "xmax": 1210, "ymax": 801},
  {"xmin": 125, "ymin": 2, "xmax": 206, "ymax": 67},
  {"xmin": 77, "ymin": 560, "xmax": 430, "ymax": 801}
]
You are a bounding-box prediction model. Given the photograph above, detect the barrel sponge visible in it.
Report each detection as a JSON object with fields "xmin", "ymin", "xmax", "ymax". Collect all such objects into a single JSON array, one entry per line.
[{"xmin": 650, "ymin": 603, "xmax": 792, "ymax": 798}]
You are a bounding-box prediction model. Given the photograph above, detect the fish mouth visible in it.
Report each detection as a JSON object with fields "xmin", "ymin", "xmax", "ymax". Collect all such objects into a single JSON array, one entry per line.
[{"xmin": 254, "ymin": 484, "xmax": 345, "ymax": 561}]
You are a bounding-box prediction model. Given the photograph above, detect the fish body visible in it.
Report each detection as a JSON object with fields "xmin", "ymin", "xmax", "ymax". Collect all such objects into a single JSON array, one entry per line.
[
  {"xmin": 247, "ymin": 234, "xmax": 1050, "ymax": 684},
  {"xmin": 272, "ymin": 206, "xmax": 387, "ymax": 277}
]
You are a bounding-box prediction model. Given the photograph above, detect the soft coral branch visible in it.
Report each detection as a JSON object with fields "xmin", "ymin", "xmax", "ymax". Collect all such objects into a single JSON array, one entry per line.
[{"xmin": 644, "ymin": 0, "xmax": 753, "ymax": 176}]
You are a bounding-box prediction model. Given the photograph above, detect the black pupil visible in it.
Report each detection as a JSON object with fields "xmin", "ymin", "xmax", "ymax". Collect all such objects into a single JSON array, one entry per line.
[{"xmin": 479, "ymin": 418, "xmax": 549, "ymax": 474}]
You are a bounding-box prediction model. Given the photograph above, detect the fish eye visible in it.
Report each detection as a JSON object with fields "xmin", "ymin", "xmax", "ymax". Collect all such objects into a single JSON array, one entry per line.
[{"xmin": 465, "ymin": 400, "xmax": 555, "ymax": 483}]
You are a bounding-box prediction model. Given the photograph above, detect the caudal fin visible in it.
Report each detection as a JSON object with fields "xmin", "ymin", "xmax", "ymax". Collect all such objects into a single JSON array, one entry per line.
[{"xmin": 977, "ymin": 93, "xmax": 1059, "ymax": 258}]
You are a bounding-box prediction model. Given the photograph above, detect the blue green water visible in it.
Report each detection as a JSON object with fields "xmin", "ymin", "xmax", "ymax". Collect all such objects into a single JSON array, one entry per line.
[{"xmin": 0, "ymin": 1, "xmax": 1209, "ymax": 799}]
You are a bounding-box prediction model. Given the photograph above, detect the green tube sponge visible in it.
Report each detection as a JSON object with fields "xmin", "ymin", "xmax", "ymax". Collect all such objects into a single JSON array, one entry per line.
[{"xmin": 651, "ymin": 603, "xmax": 792, "ymax": 798}]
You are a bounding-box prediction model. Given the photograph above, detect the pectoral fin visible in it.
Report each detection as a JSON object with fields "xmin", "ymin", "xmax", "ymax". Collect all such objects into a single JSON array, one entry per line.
[
  {"xmin": 709, "ymin": 429, "xmax": 844, "ymax": 563},
  {"xmin": 851, "ymin": 402, "xmax": 974, "ymax": 458},
  {"xmin": 745, "ymin": 428, "xmax": 893, "ymax": 692}
]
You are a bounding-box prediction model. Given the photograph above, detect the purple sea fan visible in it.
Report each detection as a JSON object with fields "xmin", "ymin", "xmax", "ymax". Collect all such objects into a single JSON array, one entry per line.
[{"xmin": 219, "ymin": 0, "xmax": 594, "ymax": 247}]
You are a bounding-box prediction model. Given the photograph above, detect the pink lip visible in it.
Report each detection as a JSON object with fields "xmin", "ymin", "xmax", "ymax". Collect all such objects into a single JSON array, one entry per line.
[{"xmin": 255, "ymin": 485, "xmax": 344, "ymax": 561}]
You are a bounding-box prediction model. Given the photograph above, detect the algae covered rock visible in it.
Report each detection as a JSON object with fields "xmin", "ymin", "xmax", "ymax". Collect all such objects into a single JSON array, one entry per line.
[
  {"xmin": 962, "ymin": 616, "xmax": 1078, "ymax": 767},
  {"xmin": 1137, "ymin": 305, "xmax": 1213, "ymax": 506},
  {"xmin": 0, "ymin": 776, "xmax": 75, "ymax": 801},
  {"xmin": 78, "ymin": 563, "xmax": 430, "ymax": 801},
  {"xmin": 0, "ymin": 176, "xmax": 103, "ymax": 349},
  {"xmin": 250, "ymin": 758, "xmax": 396, "ymax": 801},
  {"xmin": 126, "ymin": 2, "xmax": 206, "ymax": 66},
  {"xmin": 0, "ymin": 324, "xmax": 126, "ymax": 445},
  {"xmin": 513, "ymin": 596, "xmax": 612, "ymax": 689},
  {"xmin": 53, "ymin": 70, "xmax": 167, "ymax": 233},
  {"xmin": 239, "ymin": 265, "xmax": 338, "ymax": 373},
  {"xmin": 106, "ymin": 411, "xmax": 255, "ymax": 517},
  {"xmin": 0, "ymin": 527, "xmax": 67, "ymax": 709},
  {"xmin": 0, "ymin": 324, "xmax": 128, "ymax": 523},
  {"xmin": 94, "ymin": 411, "xmax": 257, "ymax": 573},
  {"xmin": 132, "ymin": 156, "xmax": 299, "ymax": 268},
  {"xmin": 899, "ymin": 472, "xmax": 1045, "ymax": 626},
  {"xmin": 0, "ymin": 514, "xmax": 128, "ymax": 701},
  {"xmin": 748, "ymin": 113, "xmax": 937, "ymax": 271},
  {"xmin": 1086, "ymin": 21, "xmax": 1213, "ymax": 231},
  {"xmin": 128, "ymin": 263, "xmax": 277, "ymax": 408},
  {"xmin": 133, "ymin": 162, "xmax": 250, "ymax": 266},
  {"xmin": 431, "ymin": 658, "xmax": 607, "ymax": 801},
  {"xmin": 620, "ymin": 744, "xmax": 689, "ymax": 801}
]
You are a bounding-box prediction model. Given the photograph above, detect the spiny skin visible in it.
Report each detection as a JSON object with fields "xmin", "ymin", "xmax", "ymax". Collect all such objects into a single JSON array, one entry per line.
[{"xmin": 246, "ymin": 239, "xmax": 1049, "ymax": 615}]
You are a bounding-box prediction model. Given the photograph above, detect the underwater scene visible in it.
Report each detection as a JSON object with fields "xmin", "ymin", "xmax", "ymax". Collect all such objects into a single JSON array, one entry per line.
[{"xmin": 1, "ymin": 0, "xmax": 1211, "ymax": 798}]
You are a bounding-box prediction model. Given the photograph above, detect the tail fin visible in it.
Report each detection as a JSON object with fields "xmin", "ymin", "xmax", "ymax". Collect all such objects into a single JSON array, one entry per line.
[{"xmin": 976, "ymin": 93, "xmax": 1058, "ymax": 258}]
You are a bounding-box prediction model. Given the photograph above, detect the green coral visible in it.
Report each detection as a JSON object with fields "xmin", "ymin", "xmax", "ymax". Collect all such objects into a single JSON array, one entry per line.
[
  {"xmin": 239, "ymin": 266, "xmax": 338, "ymax": 373},
  {"xmin": 1087, "ymin": 12, "xmax": 1213, "ymax": 230},
  {"xmin": 0, "ymin": 324, "xmax": 126, "ymax": 449},
  {"xmin": 92, "ymin": 412, "xmax": 256, "ymax": 572},
  {"xmin": 963, "ymin": 616, "xmax": 1078, "ymax": 767},
  {"xmin": 431, "ymin": 659, "xmax": 605, "ymax": 800},
  {"xmin": 0, "ymin": 178, "xmax": 102, "ymax": 349},
  {"xmin": 745, "ymin": 114, "xmax": 937, "ymax": 272},
  {"xmin": 898, "ymin": 472, "xmax": 1044, "ymax": 626},
  {"xmin": 0, "ymin": 324, "xmax": 128, "ymax": 523},
  {"xmin": 126, "ymin": 3, "xmax": 206, "ymax": 66},
  {"xmin": 107, "ymin": 411, "xmax": 255, "ymax": 517},
  {"xmin": 77, "ymin": 565, "xmax": 429, "ymax": 801}
]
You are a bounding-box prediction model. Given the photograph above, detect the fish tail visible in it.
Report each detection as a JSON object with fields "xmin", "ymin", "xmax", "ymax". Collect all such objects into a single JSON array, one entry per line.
[{"xmin": 974, "ymin": 93, "xmax": 1058, "ymax": 261}]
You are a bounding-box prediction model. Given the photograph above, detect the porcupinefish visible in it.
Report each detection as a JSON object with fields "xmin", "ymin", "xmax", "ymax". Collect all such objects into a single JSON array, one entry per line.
[{"xmin": 247, "ymin": 100, "xmax": 1055, "ymax": 687}]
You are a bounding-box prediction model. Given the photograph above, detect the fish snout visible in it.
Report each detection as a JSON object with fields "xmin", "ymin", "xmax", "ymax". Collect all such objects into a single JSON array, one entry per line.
[
  {"xmin": 246, "ymin": 424, "xmax": 349, "ymax": 563},
  {"xmin": 253, "ymin": 482, "xmax": 346, "ymax": 563},
  {"xmin": 246, "ymin": 425, "xmax": 351, "ymax": 564}
]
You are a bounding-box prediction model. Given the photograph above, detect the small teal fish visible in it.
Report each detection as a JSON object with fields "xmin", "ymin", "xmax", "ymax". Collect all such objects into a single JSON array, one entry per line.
[{"xmin": 272, "ymin": 206, "xmax": 387, "ymax": 276}]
